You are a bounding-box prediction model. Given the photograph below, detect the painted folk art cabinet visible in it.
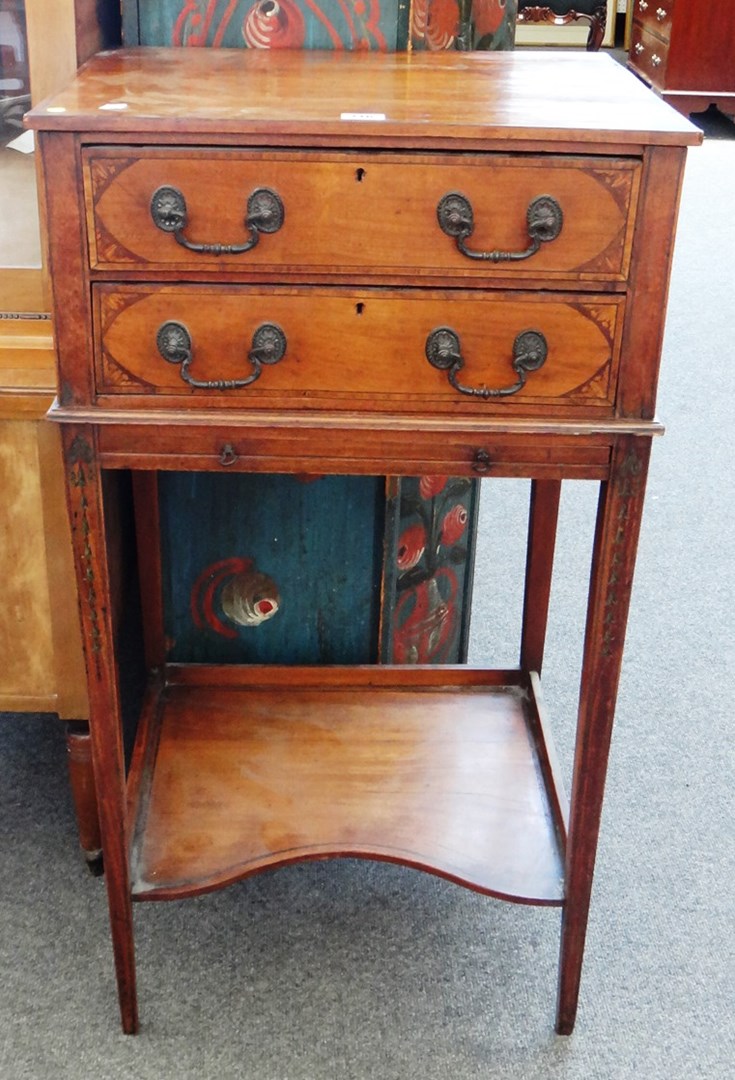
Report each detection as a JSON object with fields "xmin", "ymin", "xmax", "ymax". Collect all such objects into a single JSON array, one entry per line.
[
  {"xmin": 28, "ymin": 48, "xmax": 698, "ymax": 1033},
  {"xmin": 120, "ymin": 0, "xmax": 519, "ymax": 52}
]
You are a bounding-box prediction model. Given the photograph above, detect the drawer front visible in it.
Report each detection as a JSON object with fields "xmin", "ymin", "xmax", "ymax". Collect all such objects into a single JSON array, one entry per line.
[
  {"xmin": 631, "ymin": 23, "xmax": 670, "ymax": 89},
  {"xmin": 94, "ymin": 286, "xmax": 624, "ymax": 414},
  {"xmin": 84, "ymin": 149, "xmax": 641, "ymax": 283},
  {"xmin": 633, "ymin": 0, "xmax": 674, "ymax": 41},
  {"xmin": 97, "ymin": 423, "xmax": 612, "ymax": 479}
]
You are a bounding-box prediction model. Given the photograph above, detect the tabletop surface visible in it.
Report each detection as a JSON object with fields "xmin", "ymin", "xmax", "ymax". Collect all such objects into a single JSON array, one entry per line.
[{"xmin": 26, "ymin": 47, "xmax": 701, "ymax": 146}]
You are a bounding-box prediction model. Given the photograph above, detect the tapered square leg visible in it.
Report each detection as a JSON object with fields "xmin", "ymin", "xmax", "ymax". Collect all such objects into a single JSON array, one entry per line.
[
  {"xmin": 63, "ymin": 426, "xmax": 138, "ymax": 1034},
  {"xmin": 557, "ymin": 436, "xmax": 651, "ymax": 1034}
]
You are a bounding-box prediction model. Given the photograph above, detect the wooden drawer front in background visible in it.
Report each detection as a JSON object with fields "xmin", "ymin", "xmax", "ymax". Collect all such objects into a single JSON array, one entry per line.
[
  {"xmin": 94, "ymin": 286, "xmax": 624, "ymax": 413},
  {"xmin": 634, "ymin": 0, "xmax": 674, "ymax": 41},
  {"xmin": 84, "ymin": 149, "xmax": 641, "ymax": 283},
  {"xmin": 631, "ymin": 24, "xmax": 670, "ymax": 89}
]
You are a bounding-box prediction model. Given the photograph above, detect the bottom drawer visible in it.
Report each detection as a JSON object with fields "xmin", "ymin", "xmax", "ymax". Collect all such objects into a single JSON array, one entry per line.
[
  {"xmin": 97, "ymin": 421, "xmax": 612, "ymax": 479},
  {"xmin": 630, "ymin": 22, "xmax": 670, "ymax": 90},
  {"xmin": 94, "ymin": 285, "xmax": 624, "ymax": 416}
]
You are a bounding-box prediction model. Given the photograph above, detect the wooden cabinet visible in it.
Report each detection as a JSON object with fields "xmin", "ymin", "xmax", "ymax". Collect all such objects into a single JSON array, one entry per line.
[
  {"xmin": 0, "ymin": 0, "xmax": 123, "ymax": 868},
  {"xmin": 628, "ymin": 0, "xmax": 735, "ymax": 116},
  {"xmin": 0, "ymin": 324, "xmax": 86, "ymax": 716},
  {"xmin": 28, "ymin": 48, "xmax": 699, "ymax": 1035},
  {"xmin": 0, "ymin": 330, "xmax": 102, "ymax": 863}
]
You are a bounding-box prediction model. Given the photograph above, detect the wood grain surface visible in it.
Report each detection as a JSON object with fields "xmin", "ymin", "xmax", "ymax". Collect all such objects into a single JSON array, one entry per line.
[
  {"xmin": 27, "ymin": 48, "xmax": 700, "ymax": 147},
  {"xmin": 0, "ymin": 419, "xmax": 57, "ymax": 706},
  {"xmin": 84, "ymin": 148, "xmax": 639, "ymax": 281},
  {"xmin": 93, "ymin": 419, "xmax": 614, "ymax": 478},
  {"xmin": 95, "ymin": 285, "xmax": 623, "ymax": 412},
  {"xmin": 129, "ymin": 671, "xmax": 566, "ymax": 904}
]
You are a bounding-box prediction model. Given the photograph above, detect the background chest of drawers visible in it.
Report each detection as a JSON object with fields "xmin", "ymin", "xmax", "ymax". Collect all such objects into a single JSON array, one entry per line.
[
  {"xmin": 628, "ymin": 0, "xmax": 735, "ymax": 117},
  {"xmin": 28, "ymin": 48, "xmax": 699, "ymax": 1035}
]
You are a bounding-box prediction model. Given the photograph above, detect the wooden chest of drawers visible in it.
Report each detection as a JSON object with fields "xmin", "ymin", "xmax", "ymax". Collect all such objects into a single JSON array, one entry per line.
[
  {"xmin": 628, "ymin": 0, "xmax": 735, "ymax": 117},
  {"xmin": 28, "ymin": 48, "xmax": 699, "ymax": 1035}
]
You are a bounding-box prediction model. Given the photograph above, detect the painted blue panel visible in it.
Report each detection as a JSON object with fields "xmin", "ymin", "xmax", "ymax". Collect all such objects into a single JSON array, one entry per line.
[
  {"xmin": 160, "ymin": 472, "xmax": 385, "ymax": 664},
  {"xmin": 124, "ymin": 0, "xmax": 412, "ymax": 51}
]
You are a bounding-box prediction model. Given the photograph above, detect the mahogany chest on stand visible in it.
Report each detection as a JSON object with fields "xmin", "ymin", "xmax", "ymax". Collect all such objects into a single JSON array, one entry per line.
[{"xmin": 28, "ymin": 47, "xmax": 699, "ymax": 1033}]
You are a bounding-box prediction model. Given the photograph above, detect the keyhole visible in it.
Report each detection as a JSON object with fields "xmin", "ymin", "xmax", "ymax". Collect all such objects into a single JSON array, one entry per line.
[
  {"xmin": 355, "ymin": 303, "xmax": 364, "ymax": 315},
  {"xmin": 356, "ymin": 168, "xmax": 366, "ymax": 182}
]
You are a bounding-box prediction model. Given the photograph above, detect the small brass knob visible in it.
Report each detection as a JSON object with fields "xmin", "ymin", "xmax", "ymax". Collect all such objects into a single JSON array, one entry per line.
[
  {"xmin": 472, "ymin": 450, "xmax": 492, "ymax": 475},
  {"xmin": 219, "ymin": 444, "xmax": 238, "ymax": 467}
]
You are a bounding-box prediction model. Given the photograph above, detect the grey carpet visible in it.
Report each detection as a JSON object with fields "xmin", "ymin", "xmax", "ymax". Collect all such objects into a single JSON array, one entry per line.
[{"xmin": 2, "ymin": 134, "xmax": 734, "ymax": 1078}]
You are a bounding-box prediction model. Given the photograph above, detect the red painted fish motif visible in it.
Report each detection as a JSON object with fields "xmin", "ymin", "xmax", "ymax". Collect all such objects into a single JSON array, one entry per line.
[
  {"xmin": 191, "ymin": 557, "xmax": 280, "ymax": 638},
  {"xmin": 243, "ymin": 0, "xmax": 306, "ymax": 47}
]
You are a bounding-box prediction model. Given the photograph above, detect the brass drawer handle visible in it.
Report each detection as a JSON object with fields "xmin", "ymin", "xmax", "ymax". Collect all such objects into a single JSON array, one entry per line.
[
  {"xmin": 150, "ymin": 185, "xmax": 284, "ymax": 255},
  {"xmin": 656, "ymin": 7, "xmax": 667, "ymax": 20},
  {"xmin": 651, "ymin": 54, "xmax": 662, "ymax": 67},
  {"xmin": 156, "ymin": 321, "xmax": 287, "ymax": 390},
  {"xmin": 425, "ymin": 327, "xmax": 548, "ymax": 399},
  {"xmin": 437, "ymin": 192, "xmax": 563, "ymax": 263},
  {"xmin": 634, "ymin": 42, "xmax": 645, "ymax": 54},
  {"xmin": 639, "ymin": 0, "xmax": 648, "ymax": 10}
]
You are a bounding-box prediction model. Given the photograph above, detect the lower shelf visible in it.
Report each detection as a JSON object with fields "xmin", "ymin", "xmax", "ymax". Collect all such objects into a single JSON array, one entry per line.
[{"xmin": 128, "ymin": 665, "xmax": 567, "ymax": 905}]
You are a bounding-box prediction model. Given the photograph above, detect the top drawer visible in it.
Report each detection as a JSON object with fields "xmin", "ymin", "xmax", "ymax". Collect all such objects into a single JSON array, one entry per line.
[
  {"xmin": 632, "ymin": 0, "xmax": 674, "ymax": 41},
  {"xmin": 83, "ymin": 148, "xmax": 641, "ymax": 284}
]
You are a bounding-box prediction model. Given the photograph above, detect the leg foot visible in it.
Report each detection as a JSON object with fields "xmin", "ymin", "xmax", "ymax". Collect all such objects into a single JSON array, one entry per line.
[
  {"xmin": 65, "ymin": 721, "xmax": 103, "ymax": 868},
  {"xmin": 84, "ymin": 850, "xmax": 104, "ymax": 876}
]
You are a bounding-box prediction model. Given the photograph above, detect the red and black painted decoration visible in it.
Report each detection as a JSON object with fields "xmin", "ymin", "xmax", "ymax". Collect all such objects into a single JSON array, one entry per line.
[
  {"xmin": 159, "ymin": 472, "xmax": 478, "ymax": 666},
  {"xmin": 384, "ymin": 475, "xmax": 478, "ymax": 664},
  {"xmin": 122, "ymin": 0, "xmax": 518, "ymax": 52}
]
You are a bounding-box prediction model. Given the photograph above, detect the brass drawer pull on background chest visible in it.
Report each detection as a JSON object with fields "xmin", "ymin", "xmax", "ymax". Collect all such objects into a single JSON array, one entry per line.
[
  {"xmin": 156, "ymin": 320, "xmax": 287, "ymax": 389},
  {"xmin": 425, "ymin": 327, "xmax": 548, "ymax": 399},
  {"xmin": 150, "ymin": 185, "xmax": 285, "ymax": 255},
  {"xmin": 436, "ymin": 192, "xmax": 563, "ymax": 263}
]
